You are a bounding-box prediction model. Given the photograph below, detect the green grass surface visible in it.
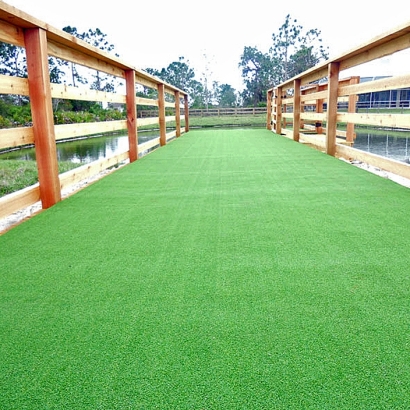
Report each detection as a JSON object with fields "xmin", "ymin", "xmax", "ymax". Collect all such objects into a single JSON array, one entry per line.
[
  {"xmin": 1, "ymin": 129, "xmax": 410, "ymax": 409},
  {"xmin": 0, "ymin": 160, "xmax": 79, "ymax": 197}
]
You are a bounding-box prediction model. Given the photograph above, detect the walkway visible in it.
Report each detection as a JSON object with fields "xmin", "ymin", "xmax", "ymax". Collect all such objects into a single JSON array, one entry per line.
[{"xmin": 1, "ymin": 128, "xmax": 410, "ymax": 408}]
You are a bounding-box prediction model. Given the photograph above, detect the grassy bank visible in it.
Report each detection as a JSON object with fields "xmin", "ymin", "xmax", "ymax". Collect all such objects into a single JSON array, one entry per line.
[{"xmin": 0, "ymin": 160, "xmax": 79, "ymax": 197}]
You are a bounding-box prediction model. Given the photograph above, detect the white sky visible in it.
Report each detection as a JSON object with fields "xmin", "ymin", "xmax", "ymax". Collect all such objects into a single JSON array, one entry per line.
[{"xmin": 3, "ymin": 0, "xmax": 410, "ymax": 91}]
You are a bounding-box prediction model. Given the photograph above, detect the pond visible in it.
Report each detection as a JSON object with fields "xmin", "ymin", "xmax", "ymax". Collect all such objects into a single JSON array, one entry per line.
[
  {"xmin": 0, "ymin": 130, "xmax": 160, "ymax": 163},
  {"xmin": 353, "ymin": 131, "xmax": 410, "ymax": 163}
]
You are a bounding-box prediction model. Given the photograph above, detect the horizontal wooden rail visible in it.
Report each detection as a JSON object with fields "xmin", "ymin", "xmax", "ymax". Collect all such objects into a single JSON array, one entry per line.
[
  {"xmin": 0, "ymin": 183, "xmax": 40, "ymax": 220},
  {"xmin": 0, "ymin": 1, "xmax": 190, "ymax": 224},
  {"xmin": 59, "ymin": 151, "xmax": 130, "ymax": 192},
  {"xmin": 0, "ymin": 127, "xmax": 34, "ymax": 149},
  {"xmin": 267, "ymin": 20, "xmax": 410, "ymax": 179},
  {"xmin": 188, "ymin": 107, "xmax": 266, "ymax": 117},
  {"xmin": 54, "ymin": 121, "xmax": 127, "ymax": 141}
]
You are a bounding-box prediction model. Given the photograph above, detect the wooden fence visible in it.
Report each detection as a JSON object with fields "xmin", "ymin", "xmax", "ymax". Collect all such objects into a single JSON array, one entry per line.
[
  {"xmin": 267, "ymin": 20, "xmax": 410, "ymax": 179},
  {"xmin": 0, "ymin": 1, "xmax": 189, "ymax": 221},
  {"xmin": 137, "ymin": 107, "xmax": 266, "ymax": 118}
]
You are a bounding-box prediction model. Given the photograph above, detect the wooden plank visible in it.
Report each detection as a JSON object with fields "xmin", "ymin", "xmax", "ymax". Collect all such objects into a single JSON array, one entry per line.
[
  {"xmin": 137, "ymin": 117, "xmax": 159, "ymax": 127},
  {"xmin": 346, "ymin": 77, "xmax": 359, "ymax": 143},
  {"xmin": 293, "ymin": 79, "xmax": 301, "ymax": 142},
  {"xmin": 125, "ymin": 69, "xmax": 138, "ymax": 162},
  {"xmin": 338, "ymin": 113, "xmax": 410, "ymax": 129},
  {"xmin": 341, "ymin": 33, "xmax": 410, "ymax": 72},
  {"xmin": 54, "ymin": 120, "xmax": 127, "ymax": 141},
  {"xmin": 0, "ymin": 19, "xmax": 24, "ymax": 46},
  {"xmin": 0, "ymin": 74, "xmax": 29, "ymax": 95},
  {"xmin": 316, "ymin": 89, "xmax": 324, "ymax": 134},
  {"xmin": 0, "ymin": 1, "xmax": 52, "ymax": 30},
  {"xmin": 157, "ymin": 83, "xmax": 166, "ymax": 146},
  {"xmin": 165, "ymin": 86, "xmax": 177, "ymax": 96},
  {"xmin": 24, "ymin": 27, "xmax": 61, "ymax": 208},
  {"xmin": 184, "ymin": 95, "xmax": 189, "ymax": 132},
  {"xmin": 0, "ymin": 127, "xmax": 34, "ymax": 149},
  {"xmin": 300, "ymin": 113, "xmax": 326, "ymax": 121},
  {"xmin": 299, "ymin": 133, "xmax": 327, "ymax": 150},
  {"xmin": 166, "ymin": 130, "xmax": 177, "ymax": 141},
  {"xmin": 59, "ymin": 151, "xmax": 129, "ymax": 192},
  {"xmin": 50, "ymin": 83, "xmax": 126, "ymax": 103},
  {"xmin": 134, "ymin": 73, "xmax": 162, "ymax": 90},
  {"xmin": 326, "ymin": 62, "xmax": 340, "ymax": 156},
  {"xmin": 136, "ymin": 97, "xmax": 158, "ymax": 107},
  {"xmin": 164, "ymin": 101, "xmax": 175, "ymax": 108},
  {"xmin": 138, "ymin": 137, "xmax": 160, "ymax": 153},
  {"xmin": 339, "ymin": 74, "xmax": 410, "ymax": 96},
  {"xmin": 276, "ymin": 22, "xmax": 410, "ymax": 90},
  {"xmin": 175, "ymin": 91, "xmax": 181, "ymax": 137},
  {"xmin": 301, "ymin": 90, "xmax": 327, "ymax": 102},
  {"xmin": 266, "ymin": 90, "xmax": 273, "ymax": 130},
  {"xmin": 336, "ymin": 144, "xmax": 410, "ymax": 180},
  {"xmin": 301, "ymin": 93, "xmax": 351, "ymax": 103},
  {"xmin": 47, "ymin": 40, "xmax": 125, "ymax": 79},
  {"xmin": 282, "ymin": 97, "xmax": 294, "ymax": 105},
  {"xmin": 275, "ymin": 87, "xmax": 283, "ymax": 134},
  {"xmin": 0, "ymin": 183, "xmax": 40, "ymax": 220}
]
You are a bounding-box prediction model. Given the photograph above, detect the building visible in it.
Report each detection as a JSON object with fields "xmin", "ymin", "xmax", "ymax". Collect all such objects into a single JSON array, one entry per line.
[{"xmin": 358, "ymin": 76, "xmax": 410, "ymax": 109}]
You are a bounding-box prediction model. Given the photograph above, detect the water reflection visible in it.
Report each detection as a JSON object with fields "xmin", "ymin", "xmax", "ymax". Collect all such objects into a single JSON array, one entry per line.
[
  {"xmin": 353, "ymin": 132, "xmax": 410, "ymax": 163},
  {"xmin": 0, "ymin": 131, "xmax": 159, "ymax": 163},
  {"xmin": 4, "ymin": 129, "xmax": 409, "ymax": 165}
]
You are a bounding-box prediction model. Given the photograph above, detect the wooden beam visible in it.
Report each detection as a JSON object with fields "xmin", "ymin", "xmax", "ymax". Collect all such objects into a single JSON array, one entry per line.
[
  {"xmin": 293, "ymin": 79, "xmax": 301, "ymax": 142},
  {"xmin": 340, "ymin": 32, "xmax": 410, "ymax": 73},
  {"xmin": 0, "ymin": 19, "xmax": 24, "ymax": 46},
  {"xmin": 184, "ymin": 95, "xmax": 190, "ymax": 132},
  {"xmin": 59, "ymin": 151, "xmax": 129, "ymax": 193},
  {"xmin": 0, "ymin": 127, "xmax": 34, "ymax": 150},
  {"xmin": 266, "ymin": 89, "xmax": 273, "ymax": 130},
  {"xmin": 158, "ymin": 83, "xmax": 166, "ymax": 146},
  {"xmin": 275, "ymin": 87, "xmax": 283, "ymax": 135},
  {"xmin": 50, "ymin": 83, "xmax": 126, "ymax": 103},
  {"xmin": 47, "ymin": 40, "xmax": 125, "ymax": 79},
  {"xmin": 136, "ymin": 97, "xmax": 158, "ymax": 107},
  {"xmin": 0, "ymin": 74, "xmax": 29, "ymax": 95},
  {"xmin": 346, "ymin": 77, "xmax": 359, "ymax": 143},
  {"xmin": 336, "ymin": 144, "xmax": 410, "ymax": 180},
  {"xmin": 24, "ymin": 27, "xmax": 61, "ymax": 208},
  {"xmin": 339, "ymin": 73, "xmax": 410, "ymax": 96},
  {"xmin": 338, "ymin": 113, "xmax": 410, "ymax": 129},
  {"xmin": 175, "ymin": 91, "xmax": 181, "ymax": 137},
  {"xmin": 55, "ymin": 121, "xmax": 127, "ymax": 141},
  {"xmin": 125, "ymin": 70, "xmax": 138, "ymax": 162},
  {"xmin": 0, "ymin": 184, "xmax": 40, "ymax": 220},
  {"xmin": 137, "ymin": 117, "xmax": 159, "ymax": 127},
  {"xmin": 325, "ymin": 62, "xmax": 340, "ymax": 156}
]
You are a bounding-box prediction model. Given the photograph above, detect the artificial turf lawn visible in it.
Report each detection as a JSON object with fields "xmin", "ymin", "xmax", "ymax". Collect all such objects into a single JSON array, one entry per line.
[{"xmin": 1, "ymin": 128, "xmax": 410, "ymax": 408}]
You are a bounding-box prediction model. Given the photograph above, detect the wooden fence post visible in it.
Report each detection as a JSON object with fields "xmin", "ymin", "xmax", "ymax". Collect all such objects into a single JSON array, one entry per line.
[
  {"xmin": 158, "ymin": 83, "xmax": 166, "ymax": 146},
  {"xmin": 326, "ymin": 62, "xmax": 340, "ymax": 156},
  {"xmin": 293, "ymin": 79, "xmax": 301, "ymax": 142},
  {"xmin": 125, "ymin": 70, "xmax": 138, "ymax": 162},
  {"xmin": 175, "ymin": 91, "xmax": 181, "ymax": 137},
  {"xmin": 184, "ymin": 94, "xmax": 189, "ymax": 132},
  {"xmin": 316, "ymin": 85, "xmax": 324, "ymax": 134},
  {"xmin": 266, "ymin": 90, "xmax": 273, "ymax": 130},
  {"xmin": 24, "ymin": 28, "xmax": 61, "ymax": 209},
  {"xmin": 275, "ymin": 87, "xmax": 282, "ymax": 135},
  {"xmin": 346, "ymin": 76, "xmax": 360, "ymax": 144}
]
